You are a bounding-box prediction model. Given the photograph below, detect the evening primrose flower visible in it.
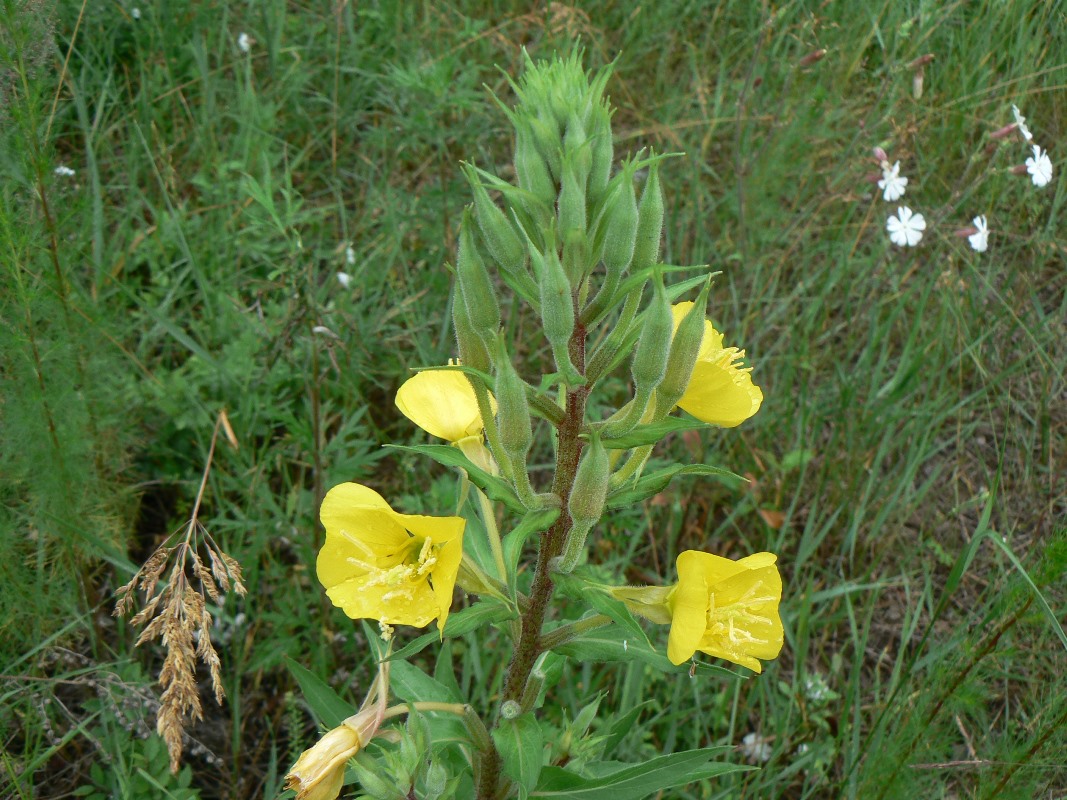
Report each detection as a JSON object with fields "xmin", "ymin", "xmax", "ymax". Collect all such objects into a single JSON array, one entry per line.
[
  {"xmin": 877, "ymin": 160, "xmax": 908, "ymax": 202},
  {"xmin": 886, "ymin": 206, "xmax": 925, "ymax": 247},
  {"xmin": 666, "ymin": 550, "xmax": 783, "ymax": 671},
  {"xmin": 285, "ymin": 662, "xmax": 390, "ymax": 800},
  {"xmin": 395, "ymin": 368, "xmax": 496, "ymax": 472},
  {"xmin": 316, "ymin": 483, "xmax": 464, "ymax": 630},
  {"xmin": 1025, "ymin": 144, "xmax": 1053, "ymax": 188},
  {"xmin": 668, "ymin": 302, "xmax": 763, "ymax": 428}
]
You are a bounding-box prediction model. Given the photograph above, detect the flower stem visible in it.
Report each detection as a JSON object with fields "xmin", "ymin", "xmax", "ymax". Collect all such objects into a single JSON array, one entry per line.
[
  {"xmin": 475, "ymin": 317, "xmax": 588, "ymax": 800},
  {"xmin": 474, "ymin": 486, "xmax": 508, "ymax": 582},
  {"xmin": 538, "ymin": 614, "xmax": 612, "ymax": 651}
]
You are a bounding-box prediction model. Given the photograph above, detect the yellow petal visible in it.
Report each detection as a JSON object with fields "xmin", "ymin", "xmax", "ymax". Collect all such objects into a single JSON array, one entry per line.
[
  {"xmin": 698, "ymin": 562, "xmax": 783, "ymax": 671},
  {"xmin": 667, "ymin": 552, "xmax": 711, "ymax": 665},
  {"xmin": 430, "ymin": 535, "xmax": 465, "ymax": 632},
  {"xmin": 676, "ymin": 352, "xmax": 762, "ymax": 427},
  {"xmin": 326, "ymin": 573, "xmax": 439, "ymax": 627},
  {"xmin": 395, "ymin": 370, "xmax": 489, "ymax": 442}
]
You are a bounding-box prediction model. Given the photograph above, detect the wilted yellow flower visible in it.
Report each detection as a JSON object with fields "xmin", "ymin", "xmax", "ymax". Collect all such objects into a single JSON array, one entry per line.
[
  {"xmin": 669, "ymin": 302, "xmax": 763, "ymax": 427},
  {"xmin": 667, "ymin": 550, "xmax": 783, "ymax": 671},
  {"xmin": 317, "ymin": 483, "xmax": 464, "ymax": 629},
  {"xmin": 395, "ymin": 368, "xmax": 497, "ymax": 471},
  {"xmin": 285, "ymin": 662, "xmax": 390, "ymax": 800}
]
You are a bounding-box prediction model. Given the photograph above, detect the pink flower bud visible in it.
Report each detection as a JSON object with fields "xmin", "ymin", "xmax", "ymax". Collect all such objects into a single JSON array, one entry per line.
[
  {"xmin": 798, "ymin": 48, "xmax": 827, "ymax": 67},
  {"xmin": 1010, "ymin": 164, "xmax": 1030, "ymax": 176},
  {"xmin": 908, "ymin": 54, "xmax": 935, "ymax": 70},
  {"xmin": 954, "ymin": 226, "xmax": 979, "ymax": 238},
  {"xmin": 872, "ymin": 146, "xmax": 888, "ymax": 163},
  {"xmin": 989, "ymin": 123, "xmax": 1018, "ymax": 140}
]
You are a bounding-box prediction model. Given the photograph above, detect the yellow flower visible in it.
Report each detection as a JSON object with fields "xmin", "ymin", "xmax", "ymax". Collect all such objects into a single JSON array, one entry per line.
[
  {"xmin": 667, "ymin": 550, "xmax": 783, "ymax": 671},
  {"xmin": 669, "ymin": 302, "xmax": 763, "ymax": 427},
  {"xmin": 285, "ymin": 661, "xmax": 390, "ymax": 800},
  {"xmin": 395, "ymin": 368, "xmax": 497, "ymax": 472},
  {"xmin": 317, "ymin": 483, "xmax": 465, "ymax": 629},
  {"xmin": 285, "ymin": 724, "xmax": 360, "ymax": 800}
]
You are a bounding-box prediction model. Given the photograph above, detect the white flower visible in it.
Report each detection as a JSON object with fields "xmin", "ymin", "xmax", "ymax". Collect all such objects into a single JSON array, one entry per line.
[
  {"xmin": 1012, "ymin": 105, "xmax": 1033, "ymax": 141},
  {"xmin": 886, "ymin": 206, "xmax": 926, "ymax": 247},
  {"xmin": 1025, "ymin": 144, "xmax": 1053, "ymax": 188},
  {"xmin": 968, "ymin": 215, "xmax": 989, "ymax": 253},
  {"xmin": 237, "ymin": 32, "xmax": 252, "ymax": 53},
  {"xmin": 877, "ymin": 160, "xmax": 908, "ymax": 202},
  {"xmin": 336, "ymin": 272, "xmax": 353, "ymax": 289},
  {"xmin": 131, "ymin": 7, "xmax": 141, "ymax": 19},
  {"xmin": 740, "ymin": 732, "xmax": 772, "ymax": 763},
  {"xmin": 54, "ymin": 165, "xmax": 76, "ymax": 177},
  {"xmin": 345, "ymin": 246, "xmax": 356, "ymax": 266}
]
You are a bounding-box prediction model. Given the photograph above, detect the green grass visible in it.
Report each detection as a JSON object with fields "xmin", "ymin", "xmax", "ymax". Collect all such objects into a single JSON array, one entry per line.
[{"xmin": 2, "ymin": 1, "xmax": 1064, "ymax": 798}]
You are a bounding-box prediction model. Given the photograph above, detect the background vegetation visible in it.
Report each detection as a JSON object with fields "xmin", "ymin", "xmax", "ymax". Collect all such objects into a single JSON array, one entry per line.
[{"xmin": 2, "ymin": 1, "xmax": 1064, "ymax": 798}]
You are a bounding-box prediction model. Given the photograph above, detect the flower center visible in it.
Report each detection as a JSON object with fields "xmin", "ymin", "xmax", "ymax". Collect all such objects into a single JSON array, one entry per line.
[{"xmin": 706, "ymin": 580, "xmax": 777, "ymax": 647}]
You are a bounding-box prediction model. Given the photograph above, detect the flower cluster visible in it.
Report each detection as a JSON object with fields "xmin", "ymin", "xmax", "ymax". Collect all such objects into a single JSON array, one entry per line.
[{"xmin": 875, "ymin": 103, "xmax": 1053, "ymax": 254}]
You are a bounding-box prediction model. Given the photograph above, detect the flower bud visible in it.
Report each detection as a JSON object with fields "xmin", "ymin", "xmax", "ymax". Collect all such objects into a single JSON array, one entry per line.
[
  {"xmin": 562, "ymin": 228, "xmax": 591, "ymax": 285},
  {"xmin": 537, "ymin": 242, "xmax": 579, "ymax": 380},
  {"xmin": 601, "ymin": 163, "xmax": 639, "ymax": 276},
  {"xmin": 872, "ymin": 146, "xmax": 888, "ymax": 164},
  {"xmin": 630, "ymin": 160, "xmax": 664, "ymax": 273},
  {"xmin": 493, "ymin": 338, "xmax": 533, "ymax": 463},
  {"xmin": 630, "ymin": 270, "xmax": 673, "ymax": 396},
  {"xmin": 464, "ymin": 165, "xmax": 526, "ymax": 278},
  {"xmin": 568, "ymin": 433, "xmax": 609, "ymax": 528},
  {"xmin": 657, "ymin": 279, "xmax": 711, "ymax": 413},
  {"xmin": 452, "ymin": 286, "xmax": 491, "ymax": 372},
  {"xmin": 557, "ymin": 151, "xmax": 587, "ymax": 240},
  {"xmin": 515, "ymin": 119, "xmax": 557, "ymax": 205},
  {"xmin": 529, "ymin": 112, "xmax": 563, "ymax": 181},
  {"xmin": 798, "ymin": 48, "xmax": 827, "ymax": 67},
  {"xmin": 564, "ymin": 112, "xmax": 592, "ymax": 184},
  {"xmin": 587, "ymin": 107, "xmax": 614, "ymax": 205},
  {"xmin": 456, "ymin": 208, "xmax": 500, "ymax": 340}
]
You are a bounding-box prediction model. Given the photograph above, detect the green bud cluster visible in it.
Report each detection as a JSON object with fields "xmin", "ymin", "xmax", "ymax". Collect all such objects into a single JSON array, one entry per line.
[{"xmin": 449, "ymin": 49, "xmax": 713, "ymax": 581}]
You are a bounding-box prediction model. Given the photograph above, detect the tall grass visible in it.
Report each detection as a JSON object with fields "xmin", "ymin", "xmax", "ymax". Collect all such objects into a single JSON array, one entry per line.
[{"xmin": 1, "ymin": 1, "xmax": 1063, "ymax": 798}]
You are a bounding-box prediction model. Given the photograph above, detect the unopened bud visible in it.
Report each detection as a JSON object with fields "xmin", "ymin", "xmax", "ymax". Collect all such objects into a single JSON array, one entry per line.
[
  {"xmin": 658, "ymin": 280, "xmax": 711, "ymax": 412},
  {"xmin": 515, "ymin": 119, "xmax": 557, "ymax": 205},
  {"xmin": 989, "ymin": 123, "xmax": 1018, "ymax": 141},
  {"xmin": 1010, "ymin": 164, "xmax": 1030, "ymax": 176},
  {"xmin": 630, "ymin": 160, "xmax": 664, "ymax": 273},
  {"xmin": 538, "ymin": 243, "xmax": 574, "ymax": 350},
  {"xmin": 602, "ymin": 164, "xmax": 639, "ymax": 276},
  {"xmin": 568, "ymin": 433, "xmax": 609, "ymax": 526},
  {"xmin": 630, "ymin": 270, "xmax": 673, "ymax": 395},
  {"xmin": 493, "ymin": 338, "xmax": 532, "ymax": 462},
  {"xmin": 872, "ymin": 146, "xmax": 889, "ymax": 164},
  {"xmin": 798, "ymin": 48, "xmax": 827, "ymax": 67},
  {"xmin": 912, "ymin": 68, "xmax": 924, "ymax": 100},
  {"xmin": 564, "ymin": 112, "xmax": 592, "ymax": 183},
  {"xmin": 456, "ymin": 209, "xmax": 500, "ymax": 340},
  {"xmin": 562, "ymin": 228, "xmax": 591, "ymax": 284},
  {"xmin": 908, "ymin": 53, "xmax": 935, "ymax": 70},
  {"xmin": 587, "ymin": 107, "xmax": 614, "ymax": 204},
  {"xmin": 558, "ymin": 151, "xmax": 587, "ymax": 239},
  {"xmin": 465, "ymin": 165, "xmax": 526, "ymax": 278},
  {"xmin": 529, "ymin": 112, "xmax": 563, "ymax": 181},
  {"xmin": 452, "ymin": 282, "xmax": 491, "ymax": 372},
  {"xmin": 953, "ymin": 225, "xmax": 980, "ymax": 238}
]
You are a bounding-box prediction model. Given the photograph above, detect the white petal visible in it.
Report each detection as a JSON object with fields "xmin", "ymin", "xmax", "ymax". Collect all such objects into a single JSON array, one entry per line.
[
  {"xmin": 904, "ymin": 227, "xmax": 923, "ymax": 246},
  {"xmin": 968, "ymin": 231, "xmax": 988, "ymax": 252},
  {"xmin": 909, "ymin": 212, "xmax": 926, "ymax": 232}
]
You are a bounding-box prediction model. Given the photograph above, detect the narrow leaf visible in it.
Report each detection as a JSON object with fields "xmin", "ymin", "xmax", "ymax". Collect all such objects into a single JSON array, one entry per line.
[
  {"xmin": 599, "ymin": 417, "xmax": 711, "ymax": 449},
  {"xmin": 386, "ymin": 444, "xmax": 525, "ymax": 513},
  {"xmin": 493, "ymin": 713, "xmax": 544, "ymax": 799},
  {"xmin": 386, "ymin": 602, "xmax": 516, "ymax": 662},
  {"xmin": 607, "ymin": 464, "xmax": 743, "ymax": 509},
  {"xmin": 285, "ymin": 658, "xmax": 357, "ymax": 728}
]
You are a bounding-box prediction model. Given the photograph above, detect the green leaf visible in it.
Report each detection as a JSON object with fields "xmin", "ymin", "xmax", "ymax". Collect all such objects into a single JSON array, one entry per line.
[
  {"xmin": 551, "ymin": 573, "xmax": 650, "ymax": 647},
  {"xmin": 602, "ymin": 702, "xmax": 652, "ymax": 755},
  {"xmin": 390, "ymin": 660, "xmax": 462, "ymax": 704},
  {"xmin": 504, "ymin": 507, "xmax": 560, "ymax": 590},
  {"xmin": 607, "ymin": 464, "xmax": 744, "ymax": 509},
  {"xmin": 386, "ymin": 444, "xmax": 525, "ymax": 513},
  {"xmin": 386, "ymin": 602, "xmax": 517, "ymax": 662},
  {"xmin": 599, "ymin": 417, "xmax": 711, "ymax": 449},
  {"xmin": 493, "ymin": 713, "xmax": 544, "ymax": 799},
  {"xmin": 532, "ymin": 748, "xmax": 750, "ymax": 798},
  {"xmin": 285, "ymin": 658, "xmax": 358, "ymax": 728},
  {"xmin": 553, "ymin": 626, "xmax": 742, "ymax": 679}
]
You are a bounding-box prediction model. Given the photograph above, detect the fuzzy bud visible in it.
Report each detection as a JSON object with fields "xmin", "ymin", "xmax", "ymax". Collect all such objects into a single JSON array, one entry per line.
[
  {"xmin": 587, "ymin": 106, "xmax": 614, "ymax": 205},
  {"xmin": 456, "ymin": 208, "xmax": 500, "ymax": 341},
  {"xmin": 537, "ymin": 243, "xmax": 575, "ymax": 358},
  {"xmin": 601, "ymin": 164, "xmax": 639, "ymax": 276},
  {"xmin": 493, "ymin": 338, "xmax": 533, "ymax": 463},
  {"xmin": 630, "ymin": 270, "xmax": 673, "ymax": 395},
  {"xmin": 798, "ymin": 48, "xmax": 827, "ymax": 67},
  {"xmin": 515, "ymin": 119, "xmax": 557, "ymax": 206},
  {"xmin": 529, "ymin": 112, "xmax": 563, "ymax": 181},
  {"xmin": 658, "ymin": 279, "xmax": 711, "ymax": 412},
  {"xmin": 568, "ymin": 433, "xmax": 609, "ymax": 527},
  {"xmin": 630, "ymin": 160, "xmax": 664, "ymax": 273},
  {"xmin": 452, "ymin": 282, "xmax": 491, "ymax": 372},
  {"xmin": 558, "ymin": 151, "xmax": 587, "ymax": 240},
  {"xmin": 465, "ymin": 165, "xmax": 526, "ymax": 278}
]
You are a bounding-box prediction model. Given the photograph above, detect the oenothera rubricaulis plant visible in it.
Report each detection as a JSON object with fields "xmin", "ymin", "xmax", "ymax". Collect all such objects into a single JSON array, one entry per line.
[{"xmin": 286, "ymin": 50, "xmax": 782, "ymax": 800}]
